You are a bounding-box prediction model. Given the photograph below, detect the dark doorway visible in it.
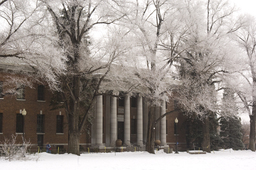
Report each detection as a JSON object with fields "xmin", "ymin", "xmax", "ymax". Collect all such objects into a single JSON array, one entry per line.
[
  {"xmin": 118, "ymin": 122, "xmax": 124, "ymax": 144},
  {"xmin": 37, "ymin": 135, "xmax": 44, "ymax": 150}
]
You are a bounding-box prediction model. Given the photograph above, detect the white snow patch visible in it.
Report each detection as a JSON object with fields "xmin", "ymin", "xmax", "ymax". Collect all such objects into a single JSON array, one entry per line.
[{"xmin": 1, "ymin": 149, "xmax": 256, "ymax": 170}]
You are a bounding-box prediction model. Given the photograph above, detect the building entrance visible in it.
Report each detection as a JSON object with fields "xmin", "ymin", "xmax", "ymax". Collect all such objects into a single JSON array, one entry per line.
[
  {"xmin": 37, "ymin": 135, "xmax": 44, "ymax": 150},
  {"xmin": 118, "ymin": 122, "xmax": 124, "ymax": 144}
]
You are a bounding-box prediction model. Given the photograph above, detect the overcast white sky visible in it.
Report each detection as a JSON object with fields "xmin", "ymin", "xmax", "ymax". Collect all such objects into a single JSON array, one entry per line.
[
  {"xmin": 230, "ymin": 0, "xmax": 256, "ymax": 17},
  {"xmin": 228, "ymin": 0, "xmax": 256, "ymax": 123}
]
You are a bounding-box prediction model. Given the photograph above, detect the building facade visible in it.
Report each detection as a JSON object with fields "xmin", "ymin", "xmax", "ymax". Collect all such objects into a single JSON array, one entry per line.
[{"xmin": 0, "ymin": 71, "xmax": 188, "ymax": 153}]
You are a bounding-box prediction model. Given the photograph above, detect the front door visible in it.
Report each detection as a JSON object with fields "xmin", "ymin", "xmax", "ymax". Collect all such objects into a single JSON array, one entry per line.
[
  {"xmin": 118, "ymin": 122, "xmax": 124, "ymax": 144},
  {"xmin": 37, "ymin": 135, "xmax": 44, "ymax": 150}
]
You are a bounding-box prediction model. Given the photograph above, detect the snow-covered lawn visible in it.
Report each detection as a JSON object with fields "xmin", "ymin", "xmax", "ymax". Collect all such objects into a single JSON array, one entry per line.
[{"xmin": 1, "ymin": 149, "xmax": 256, "ymax": 170}]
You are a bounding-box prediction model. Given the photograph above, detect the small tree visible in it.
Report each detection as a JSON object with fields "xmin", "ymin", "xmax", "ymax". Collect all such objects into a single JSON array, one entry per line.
[
  {"xmin": 220, "ymin": 116, "xmax": 244, "ymax": 150},
  {"xmin": 0, "ymin": 135, "xmax": 31, "ymax": 161},
  {"xmin": 186, "ymin": 114, "xmax": 221, "ymax": 151},
  {"xmin": 219, "ymin": 88, "xmax": 244, "ymax": 150}
]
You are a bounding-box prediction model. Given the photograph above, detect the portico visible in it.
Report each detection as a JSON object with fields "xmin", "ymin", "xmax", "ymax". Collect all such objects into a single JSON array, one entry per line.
[{"xmin": 91, "ymin": 93, "xmax": 168, "ymax": 149}]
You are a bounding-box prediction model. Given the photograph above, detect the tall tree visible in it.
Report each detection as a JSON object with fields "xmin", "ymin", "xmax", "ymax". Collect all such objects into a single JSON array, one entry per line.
[
  {"xmin": 0, "ymin": 0, "xmax": 66, "ymax": 93},
  {"xmin": 0, "ymin": 0, "xmax": 40, "ymax": 58},
  {"xmin": 117, "ymin": 0, "xmax": 241, "ymax": 153},
  {"xmin": 235, "ymin": 15, "xmax": 256, "ymax": 151},
  {"xmin": 41, "ymin": 0, "xmax": 125, "ymax": 155},
  {"xmin": 174, "ymin": 0, "xmax": 241, "ymax": 152},
  {"xmin": 116, "ymin": 0, "xmax": 187, "ymax": 154}
]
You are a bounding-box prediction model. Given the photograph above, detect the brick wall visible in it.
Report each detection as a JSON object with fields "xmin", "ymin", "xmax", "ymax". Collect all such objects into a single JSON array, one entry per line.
[
  {"xmin": 166, "ymin": 99, "xmax": 188, "ymax": 151},
  {"xmin": 0, "ymin": 71, "xmax": 189, "ymax": 152},
  {"xmin": 0, "ymin": 72, "xmax": 68, "ymax": 151}
]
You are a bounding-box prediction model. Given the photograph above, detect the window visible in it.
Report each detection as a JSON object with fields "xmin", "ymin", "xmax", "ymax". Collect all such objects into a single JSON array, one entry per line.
[
  {"xmin": 37, "ymin": 135, "xmax": 44, "ymax": 149},
  {"xmin": 174, "ymin": 100, "xmax": 179, "ymax": 109},
  {"xmin": 55, "ymin": 92, "xmax": 63, "ymax": 103},
  {"xmin": 0, "ymin": 81, "xmax": 3, "ymax": 98},
  {"xmin": 0, "ymin": 113, "xmax": 3, "ymax": 133},
  {"xmin": 16, "ymin": 85, "xmax": 25, "ymax": 100},
  {"xmin": 56, "ymin": 115, "xmax": 64, "ymax": 133},
  {"xmin": 131, "ymin": 97, "xmax": 137, "ymax": 107},
  {"xmin": 16, "ymin": 114, "xmax": 24, "ymax": 133},
  {"xmin": 131, "ymin": 118, "xmax": 137, "ymax": 134},
  {"xmin": 37, "ymin": 115, "xmax": 44, "ymax": 133},
  {"xmin": 38, "ymin": 85, "xmax": 45, "ymax": 101},
  {"xmin": 118, "ymin": 97, "xmax": 124, "ymax": 107}
]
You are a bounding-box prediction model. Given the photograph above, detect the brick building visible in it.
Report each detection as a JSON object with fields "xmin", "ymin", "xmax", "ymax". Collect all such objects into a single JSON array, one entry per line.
[{"xmin": 0, "ymin": 66, "xmax": 188, "ymax": 153}]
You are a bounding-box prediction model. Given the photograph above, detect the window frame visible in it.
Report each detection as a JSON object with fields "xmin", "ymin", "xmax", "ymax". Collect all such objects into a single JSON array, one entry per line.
[
  {"xmin": 37, "ymin": 114, "xmax": 45, "ymax": 133},
  {"xmin": 16, "ymin": 114, "xmax": 24, "ymax": 133},
  {"xmin": 16, "ymin": 85, "xmax": 25, "ymax": 100},
  {"xmin": 174, "ymin": 100, "xmax": 179, "ymax": 109},
  {"xmin": 37, "ymin": 85, "xmax": 45, "ymax": 101},
  {"xmin": 37, "ymin": 134, "xmax": 44, "ymax": 149},
  {"xmin": 56, "ymin": 115, "xmax": 64, "ymax": 134}
]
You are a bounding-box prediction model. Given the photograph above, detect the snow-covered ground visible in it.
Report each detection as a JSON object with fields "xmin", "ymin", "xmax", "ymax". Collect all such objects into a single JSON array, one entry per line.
[{"xmin": 1, "ymin": 149, "xmax": 256, "ymax": 170}]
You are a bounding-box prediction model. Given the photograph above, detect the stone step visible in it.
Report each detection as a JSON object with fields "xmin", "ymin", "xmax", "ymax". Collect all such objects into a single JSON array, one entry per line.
[{"xmin": 188, "ymin": 150, "xmax": 207, "ymax": 154}]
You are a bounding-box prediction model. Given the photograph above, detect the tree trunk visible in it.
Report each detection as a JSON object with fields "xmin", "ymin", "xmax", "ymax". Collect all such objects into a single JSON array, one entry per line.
[
  {"xmin": 67, "ymin": 76, "xmax": 81, "ymax": 155},
  {"xmin": 68, "ymin": 118, "xmax": 80, "ymax": 155},
  {"xmin": 67, "ymin": 107, "xmax": 80, "ymax": 155},
  {"xmin": 146, "ymin": 106, "xmax": 156, "ymax": 154},
  {"xmin": 249, "ymin": 83, "xmax": 256, "ymax": 151},
  {"xmin": 202, "ymin": 116, "xmax": 211, "ymax": 152},
  {"xmin": 249, "ymin": 115, "xmax": 255, "ymax": 151}
]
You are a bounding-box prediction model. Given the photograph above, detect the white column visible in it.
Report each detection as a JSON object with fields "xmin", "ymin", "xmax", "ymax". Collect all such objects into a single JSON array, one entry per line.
[
  {"xmin": 91, "ymin": 100, "xmax": 96, "ymax": 145},
  {"xmin": 110, "ymin": 95, "xmax": 117, "ymax": 146},
  {"xmin": 161, "ymin": 101, "xmax": 167, "ymax": 146},
  {"xmin": 124, "ymin": 94, "xmax": 131, "ymax": 146},
  {"xmin": 105, "ymin": 95, "xmax": 111, "ymax": 146},
  {"xmin": 137, "ymin": 95, "xmax": 143, "ymax": 147},
  {"xmin": 96, "ymin": 95, "xmax": 104, "ymax": 147}
]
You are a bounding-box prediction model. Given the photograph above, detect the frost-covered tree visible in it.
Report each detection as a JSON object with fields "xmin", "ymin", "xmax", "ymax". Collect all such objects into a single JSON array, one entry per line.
[
  {"xmin": 40, "ymin": 0, "xmax": 126, "ymax": 155},
  {"xmin": 173, "ymin": 0, "xmax": 242, "ymax": 152},
  {"xmin": 114, "ymin": 0, "xmax": 188, "ymax": 154},
  {"xmin": 115, "ymin": 0, "xmax": 241, "ymax": 153},
  {"xmin": 0, "ymin": 0, "xmax": 66, "ymax": 93},
  {"xmin": 0, "ymin": 0, "xmax": 37, "ymax": 58},
  {"xmin": 235, "ymin": 15, "xmax": 256, "ymax": 151},
  {"xmin": 219, "ymin": 89, "xmax": 244, "ymax": 150}
]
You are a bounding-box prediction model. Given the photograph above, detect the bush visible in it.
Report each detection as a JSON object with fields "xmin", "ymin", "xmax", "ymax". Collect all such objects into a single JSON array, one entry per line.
[{"xmin": 0, "ymin": 135, "xmax": 31, "ymax": 161}]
